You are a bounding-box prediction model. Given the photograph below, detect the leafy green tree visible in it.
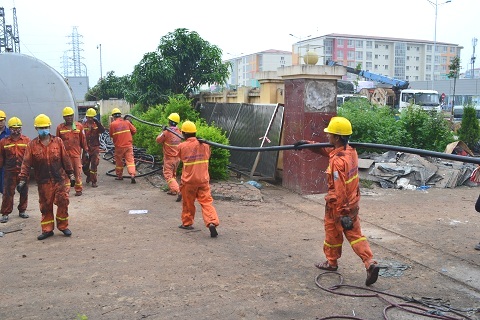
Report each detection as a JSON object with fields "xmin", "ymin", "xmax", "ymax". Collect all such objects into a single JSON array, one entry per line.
[
  {"xmin": 447, "ymin": 56, "xmax": 461, "ymax": 115},
  {"xmin": 127, "ymin": 28, "xmax": 231, "ymax": 110},
  {"xmin": 85, "ymin": 71, "xmax": 130, "ymax": 101},
  {"xmin": 458, "ymin": 105, "xmax": 480, "ymax": 151}
]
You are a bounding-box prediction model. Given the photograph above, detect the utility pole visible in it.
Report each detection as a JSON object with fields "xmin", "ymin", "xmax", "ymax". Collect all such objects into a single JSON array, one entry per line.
[{"xmin": 471, "ymin": 37, "xmax": 477, "ymax": 79}]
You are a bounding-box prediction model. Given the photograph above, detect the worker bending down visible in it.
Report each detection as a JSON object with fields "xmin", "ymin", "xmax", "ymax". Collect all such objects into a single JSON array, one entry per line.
[
  {"xmin": 294, "ymin": 116, "xmax": 380, "ymax": 286},
  {"xmin": 177, "ymin": 121, "xmax": 219, "ymax": 238}
]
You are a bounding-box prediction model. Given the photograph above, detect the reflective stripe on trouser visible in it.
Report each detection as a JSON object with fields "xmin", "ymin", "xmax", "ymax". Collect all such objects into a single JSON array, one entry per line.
[
  {"xmin": 38, "ymin": 181, "xmax": 69, "ymax": 233},
  {"xmin": 163, "ymin": 158, "xmax": 180, "ymax": 193},
  {"xmin": 323, "ymin": 205, "xmax": 374, "ymax": 269},
  {"xmin": 180, "ymin": 183, "xmax": 219, "ymax": 227},
  {"xmin": 0, "ymin": 171, "xmax": 28, "ymax": 214},
  {"xmin": 114, "ymin": 146, "xmax": 136, "ymax": 178},
  {"xmin": 66, "ymin": 156, "xmax": 83, "ymax": 193},
  {"xmin": 82, "ymin": 148, "xmax": 100, "ymax": 183}
]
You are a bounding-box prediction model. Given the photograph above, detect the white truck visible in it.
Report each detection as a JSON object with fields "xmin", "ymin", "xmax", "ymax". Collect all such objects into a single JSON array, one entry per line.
[{"xmin": 398, "ymin": 89, "xmax": 442, "ymax": 113}]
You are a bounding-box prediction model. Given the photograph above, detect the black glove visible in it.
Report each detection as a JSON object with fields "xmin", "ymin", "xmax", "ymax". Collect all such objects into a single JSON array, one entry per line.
[
  {"xmin": 197, "ymin": 137, "xmax": 205, "ymax": 143},
  {"xmin": 162, "ymin": 125, "xmax": 168, "ymax": 131},
  {"xmin": 69, "ymin": 174, "xmax": 76, "ymax": 187},
  {"xmin": 340, "ymin": 216, "xmax": 354, "ymax": 230},
  {"xmin": 293, "ymin": 140, "xmax": 309, "ymax": 149},
  {"xmin": 16, "ymin": 181, "xmax": 26, "ymax": 193}
]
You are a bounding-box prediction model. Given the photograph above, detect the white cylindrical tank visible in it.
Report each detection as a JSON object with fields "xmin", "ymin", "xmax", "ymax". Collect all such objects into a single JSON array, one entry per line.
[{"xmin": 0, "ymin": 53, "xmax": 76, "ymax": 138}]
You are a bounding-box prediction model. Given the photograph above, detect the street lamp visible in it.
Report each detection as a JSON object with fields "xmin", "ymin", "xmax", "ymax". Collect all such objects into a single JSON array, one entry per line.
[
  {"xmin": 96, "ymin": 44, "xmax": 103, "ymax": 80},
  {"xmin": 289, "ymin": 33, "xmax": 311, "ymax": 65},
  {"xmin": 427, "ymin": 0, "xmax": 451, "ymax": 90}
]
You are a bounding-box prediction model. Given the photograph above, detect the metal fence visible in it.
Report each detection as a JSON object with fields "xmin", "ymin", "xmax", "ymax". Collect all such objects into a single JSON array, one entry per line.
[{"xmin": 196, "ymin": 102, "xmax": 284, "ymax": 180}]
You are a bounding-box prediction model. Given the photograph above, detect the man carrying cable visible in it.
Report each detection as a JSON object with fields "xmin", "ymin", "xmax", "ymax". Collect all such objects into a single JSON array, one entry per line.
[
  {"xmin": 82, "ymin": 108, "xmax": 105, "ymax": 188},
  {"xmin": 156, "ymin": 113, "xmax": 182, "ymax": 201}
]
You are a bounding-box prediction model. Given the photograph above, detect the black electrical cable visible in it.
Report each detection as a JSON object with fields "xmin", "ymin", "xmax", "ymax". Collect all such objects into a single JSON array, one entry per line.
[
  {"xmin": 125, "ymin": 114, "xmax": 480, "ymax": 165},
  {"xmin": 314, "ymin": 271, "xmax": 476, "ymax": 320}
]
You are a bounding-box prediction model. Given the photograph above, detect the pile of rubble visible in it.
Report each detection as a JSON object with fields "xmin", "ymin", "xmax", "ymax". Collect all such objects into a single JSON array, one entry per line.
[{"xmin": 359, "ymin": 143, "xmax": 479, "ymax": 189}]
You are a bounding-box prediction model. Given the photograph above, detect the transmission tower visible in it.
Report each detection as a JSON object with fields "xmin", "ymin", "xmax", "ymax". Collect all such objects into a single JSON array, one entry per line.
[
  {"xmin": 0, "ymin": 6, "xmax": 20, "ymax": 53},
  {"xmin": 62, "ymin": 26, "xmax": 86, "ymax": 77}
]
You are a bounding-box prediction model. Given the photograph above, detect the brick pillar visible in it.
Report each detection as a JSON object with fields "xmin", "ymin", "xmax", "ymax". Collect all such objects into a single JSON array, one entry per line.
[{"xmin": 277, "ymin": 65, "xmax": 344, "ymax": 194}]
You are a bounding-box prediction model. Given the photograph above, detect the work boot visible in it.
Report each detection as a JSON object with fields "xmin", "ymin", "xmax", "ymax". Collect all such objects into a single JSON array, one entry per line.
[
  {"xmin": 365, "ymin": 263, "xmax": 380, "ymax": 286},
  {"xmin": 314, "ymin": 261, "xmax": 338, "ymax": 271},
  {"xmin": 131, "ymin": 177, "xmax": 136, "ymax": 184},
  {"xmin": 115, "ymin": 176, "xmax": 123, "ymax": 181},
  {"xmin": 176, "ymin": 193, "xmax": 182, "ymax": 202},
  {"xmin": 0, "ymin": 215, "xmax": 8, "ymax": 223},
  {"xmin": 19, "ymin": 212, "xmax": 29, "ymax": 219},
  {"xmin": 75, "ymin": 191, "xmax": 82, "ymax": 196},
  {"xmin": 37, "ymin": 231, "xmax": 54, "ymax": 240},
  {"xmin": 60, "ymin": 229, "xmax": 72, "ymax": 237},
  {"xmin": 92, "ymin": 182, "xmax": 98, "ymax": 188},
  {"xmin": 208, "ymin": 223, "xmax": 218, "ymax": 238},
  {"xmin": 178, "ymin": 224, "xmax": 194, "ymax": 230},
  {"xmin": 86, "ymin": 175, "xmax": 91, "ymax": 184},
  {"xmin": 475, "ymin": 242, "xmax": 480, "ymax": 251}
]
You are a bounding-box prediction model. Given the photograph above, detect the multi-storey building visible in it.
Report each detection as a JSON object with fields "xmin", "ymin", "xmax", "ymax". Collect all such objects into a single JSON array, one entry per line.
[
  {"xmin": 293, "ymin": 33, "xmax": 463, "ymax": 83},
  {"xmin": 224, "ymin": 34, "xmax": 463, "ymax": 89},
  {"xmin": 225, "ymin": 49, "xmax": 291, "ymax": 88}
]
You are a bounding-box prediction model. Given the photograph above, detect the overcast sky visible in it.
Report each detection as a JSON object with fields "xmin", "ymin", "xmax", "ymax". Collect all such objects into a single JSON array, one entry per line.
[{"xmin": 4, "ymin": 0, "xmax": 479, "ymax": 85}]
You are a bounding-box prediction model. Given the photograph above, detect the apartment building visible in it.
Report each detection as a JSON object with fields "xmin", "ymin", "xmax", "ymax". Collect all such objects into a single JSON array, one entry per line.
[
  {"xmin": 293, "ymin": 33, "xmax": 463, "ymax": 83},
  {"xmin": 225, "ymin": 49, "xmax": 291, "ymax": 88}
]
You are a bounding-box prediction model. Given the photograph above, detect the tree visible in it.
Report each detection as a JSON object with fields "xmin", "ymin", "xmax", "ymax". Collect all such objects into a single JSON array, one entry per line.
[
  {"xmin": 458, "ymin": 105, "xmax": 480, "ymax": 152},
  {"xmin": 85, "ymin": 71, "xmax": 130, "ymax": 101},
  {"xmin": 127, "ymin": 28, "xmax": 231, "ymax": 109},
  {"xmin": 447, "ymin": 56, "xmax": 461, "ymax": 117}
]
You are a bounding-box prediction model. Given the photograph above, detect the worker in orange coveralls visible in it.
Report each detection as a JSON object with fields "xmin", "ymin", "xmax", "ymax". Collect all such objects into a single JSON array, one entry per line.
[
  {"xmin": 18, "ymin": 114, "xmax": 75, "ymax": 241},
  {"xmin": 0, "ymin": 117, "xmax": 31, "ymax": 223},
  {"xmin": 82, "ymin": 108, "xmax": 105, "ymax": 188},
  {"xmin": 177, "ymin": 121, "xmax": 219, "ymax": 238},
  {"xmin": 156, "ymin": 113, "xmax": 182, "ymax": 202},
  {"xmin": 294, "ymin": 116, "xmax": 380, "ymax": 286},
  {"xmin": 109, "ymin": 108, "xmax": 137, "ymax": 184},
  {"xmin": 56, "ymin": 107, "xmax": 88, "ymax": 196}
]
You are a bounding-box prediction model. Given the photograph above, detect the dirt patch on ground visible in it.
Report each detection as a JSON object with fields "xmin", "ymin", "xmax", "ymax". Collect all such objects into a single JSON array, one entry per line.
[{"xmin": 1, "ymin": 158, "xmax": 479, "ymax": 320}]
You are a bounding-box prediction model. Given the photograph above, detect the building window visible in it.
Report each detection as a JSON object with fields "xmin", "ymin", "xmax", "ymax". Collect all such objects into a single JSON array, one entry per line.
[
  {"xmin": 356, "ymin": 51, "xmax": 363, "ymax": 59},
  {"xmin": 426, "ymin": 65, "xmax": 431, "ymax": 71},
  {"xmin": 416, "ymin": 56, "xmax": 420, "ymax": 61},
  {"xmin": 347, "ymin": 51, "xmax": 354, "ymax": 59},
  {"xmin": 416, "ymin": 47, "xmax": 420, "ymax": 51},
  {"xmin": 347, "ymin": 40, "xmax": 354, "ymax": 48},
  {"xmin": 407, "ymin": 46, "xmax": 410, "ymax": 50},
  {"xmin": 427, "ymin": 45, "xmax": 432, "ymax": 52},
  {"xmin": 450, "ymin": 47, "xmax": 456, "ymax": 54},
  {"xmin": 385, "ymin": 65, "xmax": 388, "ymax": 70},
  {"xmin": 406, "ymin": 66, "xmax": 410, "ymax": 70},
  {"xmin": 356, "ymin": 40, "xmax": 363, "ymax": 48},
  {"xmin": 415, "ymin": 76, "xmax": 419, "ymax": 80},
  {"xmin": 366, "ymin": 52, "xmax": 372, "ymax": 60},
  {"xmin": 337, "ymin": 51, "xmax": 344, "ymax": 59},
  {"xmin": 385, "ymin": 55, "xmax": 389, "ymax": 60},
  {"xmin": 366, "ymin": 41, "xmax": 372, "ymax": 49},
  {"xmin": 385, "ymin": 45, "xmax": 389, "ymax": 49},
  {"xmin": 375, "ymin": 44, "xmax": 379, "ymax": 49},
  {"xmin": 374, "ymin": 64, "xmax": 378, "ymax": 70},
  {"xmin": 375, "ymin": 54, "xmax": 379, "ymax": 59},
  {"xmin": 407, "ymin": 56, "xmax": 410, "ymax": 60},
  {"xmin": 415, "ymin": 66, "xmax": 419, "ymax": 71},
  {"xmin": 426, "ymin": 55, "xmax": 432, "ymax": 63},
  {"xmin": 337, "ymin": 39, "xmax": 344, "ymax": 47},
  {"xmin": 366, "ymin": 61, "xmax": 372, "ymax": 69}
]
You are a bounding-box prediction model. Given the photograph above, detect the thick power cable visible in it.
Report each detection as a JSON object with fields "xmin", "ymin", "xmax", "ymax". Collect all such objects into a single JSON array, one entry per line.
[{"xmin": 125, "ymin": 114, "xmax": 480, "ymax": 165}]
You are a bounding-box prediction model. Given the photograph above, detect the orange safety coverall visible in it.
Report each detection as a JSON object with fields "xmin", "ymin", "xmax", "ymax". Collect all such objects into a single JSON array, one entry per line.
[
  {"xmin": 19, "ymin": 136, "xmax": 74, "ymax": 233},
  {"xmin": 317, "ymin": 145, "xmax": 375, "ymax": 270},
  {"xmin": 0, "ymin": 135, "xmax": 30, "ymax": 215},
  {"xmin": 156, "ymin": 126, "xmax": 182, "ymax": 194},
  {"xmin": 109, "ymin": 118, "xmax": 137, "ymax": 178},
  {"xmin": 177, "ymin": 137, "xmax": 219, "ymax": 228},
  {"xmin": 82, "ymin": 120, "xmax": 105, "ymax": 184},
  {"xmin": 56, "ymin": 122, "xmax": 88, "ymax": 193}
]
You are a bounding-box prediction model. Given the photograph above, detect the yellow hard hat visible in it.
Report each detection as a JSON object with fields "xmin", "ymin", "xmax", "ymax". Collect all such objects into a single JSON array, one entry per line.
[
  {"xmin": 34, "ymin": 114, "xmax": 52, "ymax": 128},
  {"xmin": 111, "ymin": 108, "xmax": 122, "ymax": 116},
  {"xmin": 168, "ymin": 113, "xmax": 180, "ymax": 124},
  {"xmin": 181, "ymin": 121, "xmax": 197, "ymax": 133},
  {"xmin": 324, "ymin": 116, "xmax": 353, "ymax": 136},
  {"xmin": 0, "ymin": 110, "xmax": 6, "ymax": 120},
  {"xmin": 63, "ymin": 107, "xmax": 74, "ymax": 116},
  {"xmin": 8, "ymin": 117, "xmax": 22, "ymax": 128},
  {"xmin": 86, "ymin": 108, "xmax": 97, "ymax": 117}
]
